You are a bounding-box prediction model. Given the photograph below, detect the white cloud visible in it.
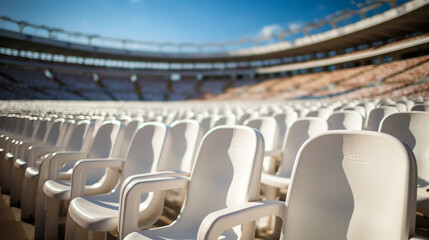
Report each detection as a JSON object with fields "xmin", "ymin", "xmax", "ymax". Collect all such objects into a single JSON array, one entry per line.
[
  {"xmin": 258, "ymin": 24, "xmax": 281, "ymax": 39},
  {"xmin": 288, "ymin": 21, "xmax": 304, "ymax": 32},
  {"xmin": 130, "ymin": 0, "xmax": 141, "ymax": 2}
]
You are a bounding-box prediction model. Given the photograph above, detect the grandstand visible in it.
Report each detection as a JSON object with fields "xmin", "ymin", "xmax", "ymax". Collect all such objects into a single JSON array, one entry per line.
[
  {"xmin": 1, "ymin": 1, "xmax": 429, "ymax": 239},
  {"xmin": 0, "ymin": 0, "xmax": 428, "ymax": 101}
]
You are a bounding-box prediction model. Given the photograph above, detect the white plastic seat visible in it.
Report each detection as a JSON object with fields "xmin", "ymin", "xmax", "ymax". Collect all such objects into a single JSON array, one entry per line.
[
  {"xmin": 167, "ymin": 119, "xmax": 204, "ymax": 174},
  {"xmin": 0, "ymin": 116, "xmax": 29, "ymax": 186},
  {"xmin": 411, "ymin": 104, "xmax": 429, "ymax": 112},
  {"xmin": 395, "ymin": 102, "xmax": 408, "ymax": 112},
  {"xmin": 10, "ymin": 118, "xmax": 65, "ymax": 206},
  {"xmin": 261, "ymin": 117, "xmax": 328, "ymax": 193},
  {"xmin": 378, "ymin": 112, "xmax": 429, "ymax": 217},
  {"xmin": 0, "ymin": 115, "xmax": 27, "ymax": 148},
  {"xmin": 305, "ymin": 108, "xmax": 331, "ymax": 120},
  {"xmin": 244, "ymin": 117, "xmax": 280, "ymax": 173},
  {"xmin": 236, "ymin": 112, "xmax": 258, "ymax": 125},
  {"xmin": 20, "ymin": 119, "xmax": 91, "ymax": 222},
  {"xmin": 1, "ymin": 117, "xmax": 42, "ymax": 194},
  {"xmin": 199, "ymin": 115, "xmax": 219, "ymax": 134},
  {"xmin": 365, "ymin": 106, "xmax": 398, "ymax": 131},
  {"xmin": 119, "ymin": 125, "xmax": 265, "ymax": 240},
  {"xmin": 212, "ymin": 114, "xmax": 236, "ymax": 127},
  {"xmin": 65, "ymin": 122, "xmax": 172, "ymax": 240},
  {"xmin": 7, "ymin": 118, "xmax": 55, "ymax": 205},
  {"xmin": 42, "ymin": 120, "xmax": 123, "ymax": 240},
  {"xmin": 342, "ymin": 105, "xmax": 366, "ymax": 119},
  {"xmin": 32, "ymin": 120, "xmax": 93, "ymax": 239},
  {"xmin": 260, "ymin": 117, "xmax": 327, "ymax": 234},
  {"xmin": 198, "ymin": 131, "xmax": 422, "ymax": 240},
  {"xmin": 272, "ymin": 111, "xmax": 298, "ymax": 152},
  {"xmin": 327, "ymin": 110, "xmax": 364, "ymax": 130}
]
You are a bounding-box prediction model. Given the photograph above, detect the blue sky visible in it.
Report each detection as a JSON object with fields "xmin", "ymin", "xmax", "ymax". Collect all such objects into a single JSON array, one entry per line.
[{"xmin": 0, "ymin": 0, "xmax": 395, "ymax": 45}]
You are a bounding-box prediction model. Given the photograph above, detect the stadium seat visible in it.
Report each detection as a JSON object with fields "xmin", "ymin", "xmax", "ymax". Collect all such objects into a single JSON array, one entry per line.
[
  {"xmin": 65, "ymin": 122, "xmax": 171, "ymax": 240},
  {"xmin": 244, "ymin": 116, "xmax": 280, "ymax": 173},
  {"xmin": 41, "ymin": 120, "xmax": 123, "ymax": 240},
  {"xmin": 305, "ymin": 107, "xmax": 331, "ymax": 120},
  {"xmin": 411, "ymin": 104, "xmax": 429, "ymax": 112},
  {"xmin": 272, "ymin": 111, "xmax": 298, "ymax": 151},
  {"xmin": 10, "ymin": 118, "xmax": 66, "ymax": 207},
  {"xmin": 118, "ymin": 125, "xmax": 264, "ymax": 240},
  {"xmin": 20, "ymin": 119, "xmax": 77, "ymax": 221},
  {"xmin": 197, "ymin": 131, "xmax": 421, "ymax": 240},
  {"xmin": 32, "ymin": 120, "xmax": 93, "ymax": 239},
  {"xmin": 365, "ymin": 106, "xmax": 398, "ymax": 131},
  {"xmin": 261, "ymin": 117, "xmax": 328, "ymax": 193},
  {"xmin": 327, "ymin": 110, "xmax": 364, "ymax": 130},
  {"xmin": 212, "ymin": 114, "xmax": 236, "ymax": 127},
  {"xmin": 378, "ymin": 112, "xmax": 429, "ymax": 217},
  {"xmin": 5, "ymin": 117, "xmax": 53, "ymax": 201}
]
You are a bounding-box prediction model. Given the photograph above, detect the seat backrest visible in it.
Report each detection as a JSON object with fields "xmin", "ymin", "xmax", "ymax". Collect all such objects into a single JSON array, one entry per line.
[
  {"xmin": 276, "ymin": 118, "xmax": 327, "ymax": 178},
  {"xmin": 14, "ymin": 117, "xmax": 27, "ymax": 135},
  {"xmin": 91, "ymin": 116, "xmax": 105, "ymax": 137},
  {"xmin": 65, "ymin": 120, "xmax": 92, "ymax": 151},
  {"xmin": 282, "ymin": 131, "xmax": 416, "ymax": 240},
  {"xmin": 44, "ymin": 119, "xmax": 65, "ymax": 146},
  {"xmin": 0, "ymin": 116, "xmax": 7, "ymax": 131},
  {"xmin": 365, "ymin": 106, "xmax": 398, "ymax": 131},
  {"xmin": 343, "ymin": 106, "xmax": 366, "ymax": 119},
  {"xmin": 395, "ymin": 102, "xmax": 407, "ymax": 112},
  {"xmin": 357, "ymin": 101, "xmax": 375, "ymax": 113},
  {"xmin": 305, "ymin": 108, "xmax": 331, "ymax": 120},
  {"xmin": 56, "ymin": 119, "xmax": 76, "ymax": 147},
  {"xmin": 379, "ymin": 111, "xmax": 429, "ymax": 185},
  {"xmin": 273, "ymin": 112, "xmax": 298, "ymax": 150},
  {"xmin": 33, "ymin": 118, "xmax": 50, "ymax": 142},
  {"xmin": 245, "ymin": 117, "xmax": 279, "ymax": 152},
  {"xmin": 23, "ymin": 118, "xmax": 37, "ymax": 139},
  {"xmin": 237, "ymin": 113, "xmax": 254, "ymax": 125},
  {"xmin": 212, "ymin": 115, "xmax": 236, "ymax": 127},
  {"xmin": 327, "ymin": 111, "xmax": 363, "ymax": 130},
  {"xmin": 119, "ymin": 122, "xmax": 171, "ymax": 187},
  {"xmin": 82, "ymin": 120, "xmax": 122, "ymax": 185},
  {"xmin": 110, "ymin": 119, "xmax": 143, "ymax": 159},
  {"xmin": 6, "ymin": 116, "xmax": 18, "ymax": 134},
  {"xmin": 176, "ymin": 126, "xmax": 264, "ymax": 239},
  {"xmin": 168, "ymin": 119, "xmax": 203, "ymax": 173},
  {"xmin": 200, "ymin": 115, "xmax": 219, "ymax": 134},
  {"xmin": 87, "ymin": 120, "xmax": 123, "ymax": 159},
  {"xmin": 411, "ymin": 104, "xmax": 429, "ymax": 112}
]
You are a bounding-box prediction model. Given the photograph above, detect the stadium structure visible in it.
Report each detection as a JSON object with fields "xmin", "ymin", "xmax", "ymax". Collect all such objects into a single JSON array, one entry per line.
[
  {"xmin": 0, "ymin": 0, "xmax": 428, "ymax": 101},
  {"xmin": 2, "ymin": 1, "xmax": 429, "ymax": 240}
]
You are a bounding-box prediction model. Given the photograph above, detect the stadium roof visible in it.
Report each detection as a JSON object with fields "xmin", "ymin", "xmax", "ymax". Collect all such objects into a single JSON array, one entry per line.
[{"xmin": 0, "ymin": 0, "xmax": 428, "ymax": 62}]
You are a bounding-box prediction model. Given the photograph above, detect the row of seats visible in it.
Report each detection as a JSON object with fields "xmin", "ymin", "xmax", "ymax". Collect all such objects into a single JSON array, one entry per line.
[
  {"xmin": 2, "ymin": 53, "xmax": 428, "ymax": 102},
  {"xmin": 0, "ymin": 97, "xmax": 428, "ymax": 239},
  {"xmin": 213, "ymin": 55, "xmax": 429, "ymax": 100}
]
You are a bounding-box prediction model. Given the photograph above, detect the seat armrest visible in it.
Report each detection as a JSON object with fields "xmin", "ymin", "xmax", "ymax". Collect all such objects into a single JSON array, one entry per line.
[
  {"xmin": 48, "ymin": 151, "xmax": 89, "ymax": 180},
  {"xmin": 17, "ymin": 141, "xmax": 43, "ymax": 160},
  {"xmin": 197, "ymin": 200, "xmax": 286, "ymax": 240},
  {"xmin": 261, "ymin": 172, "xmax": 291, "ymax": 189},
  {"xmin": 119, "ymin": 176, "xmax": 189, "ymax": 239},
  {"xmin": 264, "ymin": 149, "xmax": 282, "ymax": 158},
  {"xmin": 27, "ymin": 145, "xmax": 65, "ymax": 167},
  {"xmin": 121, "ymin": 170, "xmax": 189, "ymax": 189},
  {"xmin": 410, "ymin": 236, "xmax": 429, "ymax": 240},
  {"xmin": 70, "ymin": 158, "xmax": 125, "ymax": 199}
]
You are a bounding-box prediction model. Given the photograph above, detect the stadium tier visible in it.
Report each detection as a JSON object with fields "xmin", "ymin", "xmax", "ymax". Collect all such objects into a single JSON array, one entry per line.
[
  {"xmin": 0, "ymin": 0, "xmax": 428, "ymax": 101},
  {"xmin": 2, "ymin": 1, "xmax": 429, "ymax": 239}
]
